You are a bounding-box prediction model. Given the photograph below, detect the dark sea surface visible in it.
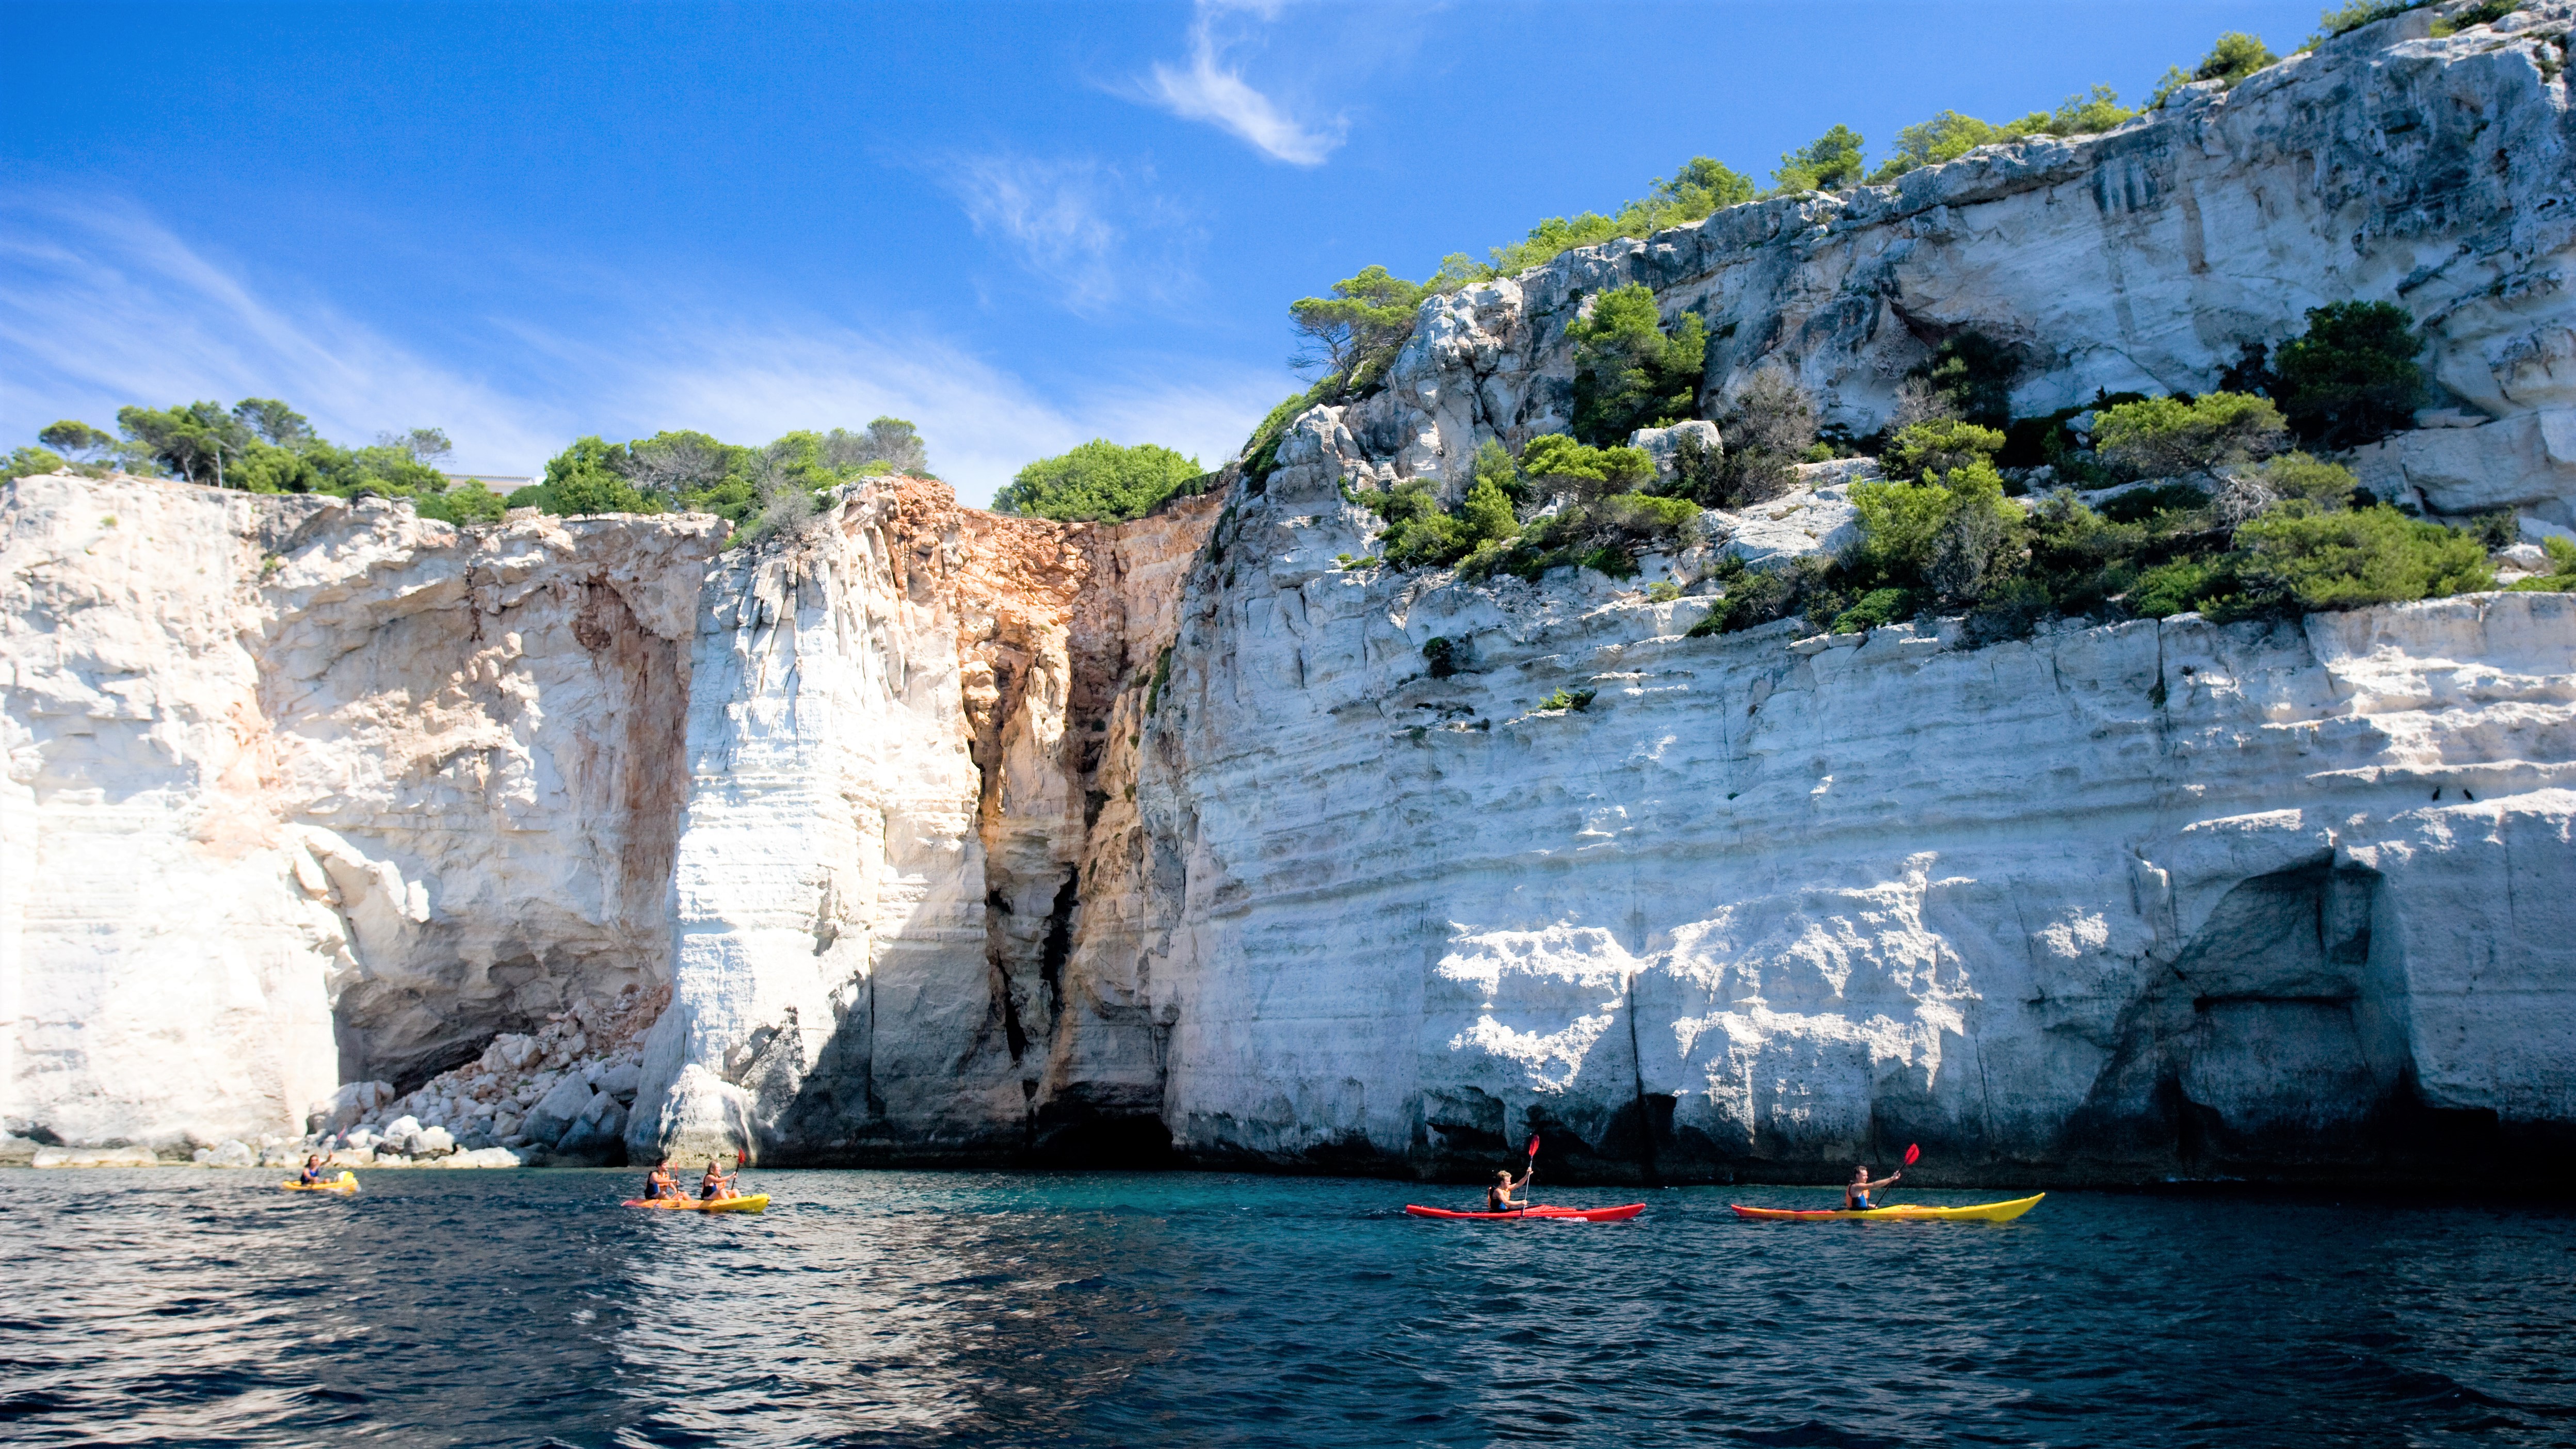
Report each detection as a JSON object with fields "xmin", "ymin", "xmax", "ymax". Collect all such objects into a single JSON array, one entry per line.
[{"xmin": 6, "ymin": 1168, "xmax": 2575, "ymax": 1447}]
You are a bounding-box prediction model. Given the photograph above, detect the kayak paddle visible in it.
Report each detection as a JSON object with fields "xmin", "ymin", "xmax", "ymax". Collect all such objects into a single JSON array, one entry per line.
[
  {"xmin": 1888, "ymin": 1142, "xmax": 1920, "ymax": 1205},
  {"xmin": 1522, "ymin": 1133, "xmax": 1539, "ymax": 1216}
]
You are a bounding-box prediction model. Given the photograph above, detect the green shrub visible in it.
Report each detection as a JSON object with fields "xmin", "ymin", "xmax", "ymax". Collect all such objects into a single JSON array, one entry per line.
[
  {"xmin": 544, "ymin": 437, "xmax": 644, "ymax": 516},
  {"xmin": 1423, "ymin": 636, "xmax": 1458, "ymax": 677},
  {"xmin": 1647, "ymin": 580, "xmax": 1682, "ymax": 603},
  {"xmin": 1868, "ymin": 89, "xmax": 2138, "ymax": 184},
  {"xmin": 1484, "ymin": 157, "xmax": 1759, "ymax": 276},
  {"xmin": 1146, "ymin": 644, "xmax": 1175, "ymax": 712},
  {"xmin": 2099, "ymin": 482, "xmax": 2212, "ymax": 524},
  {"xmin": 1771, "ymin": 125, "xmax": 1867, "ymax": 194},
  {"xmin": 1829, "ymin": 587, "xmax": 1912, "ymax": 633},
  {"xmin": 1521, "ymin": 436, "xmax": 1654, "ymax": 501},
  {"xmin": 2509, "ymin": 536, "xmax": 2576, "ymax": 591},
  {"xmin": 5, "ymin": 445, "xmax": 66, "ymax": 479},
  {"xmin": 1594, "ymin": 493, "xmax": 1701, "ymax": 539},
  {"xmin": 414, "ymin": 483, "xmax": 508, "ymax": 525},
  {"xmin": 2311, "ymin": 0, "xmax": 2433, "ymax": 43},
  {"xmin": 1579, "ymin": 544, "xmax": 1638, "ymax": 578},
  {"xmin": 2152, "ymin": 32, "xmax": 2281, "ymax": 105},
  {"xmin": 1567, "ymin": 284, "xmax": 1708, "ymax": 446},
  {"xmin": 1868, "ymin": 112, "xmax": 2002, "ymax": 183},
  {"xmin": 2130, "ymin": 558, "xmax": 2224, "ymax": 617},
  {"xmin": 1459, "ymin": 471, "xmax": 1521, "ymax": 544},
  {"xmin": 1883, "ymin": 420, "xmax": 2005, "ymax": 481},
  {"xmin": 2230, "ymin": 504, "xmax": 2492, "ymax": 612},
  {"xmin": 2243, "ymin": 452, "xmax": 2363, "ymax": 511},
  {"xmin": 2092, "ymin": 392, "xmax": 2288, "ymax": 480},
  {"xmin": 1358, "ymin": 452, "xmax": 1527, "ymax": 571},
  {"xmin": 2429, "ymin": 0, "xmax": 2516, "ymax": 34},
  {"xmin": 1537, "ymin": 687, "xmax": 1597, "ymax": 712},
  {"xmin": 2271, "ymin": 301, "xmax": 2426, "ymax": 449},
  {"xmin": 996, "ymin": 439, "xmax": 1204, "ymax": 523},
  {"xmin": 1847, "ymin": 461, "xmax": 2021, "ymax": 606}
]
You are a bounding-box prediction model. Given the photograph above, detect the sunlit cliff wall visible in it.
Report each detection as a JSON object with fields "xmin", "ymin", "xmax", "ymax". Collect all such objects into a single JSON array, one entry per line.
[
  {"xmin": 7, "ymin": 2, "xmax": 2575, "ymax": 1182},
  {"xmin": 1, "ymin": 472, "xmax": 720, "ymax": 1149}
]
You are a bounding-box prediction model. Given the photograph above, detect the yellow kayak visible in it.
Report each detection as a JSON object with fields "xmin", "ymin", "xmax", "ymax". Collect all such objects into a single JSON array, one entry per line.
[
  {"xmin": 1731, "ymin": 1193, "xmax": 2044, "ymax": 1222},
  {"xmin": 622, "ymin": 1194, "xmax": 768, "ymax": 1213},
  {"xmin": 280, "ymin": 1171, "xmax": 360, "ymax": 1195}
]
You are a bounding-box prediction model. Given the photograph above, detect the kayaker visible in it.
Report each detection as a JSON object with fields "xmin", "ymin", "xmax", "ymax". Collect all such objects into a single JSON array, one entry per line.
[
  {"xmin": 1844, "ymin": 1163, "xmax": 1901, "ymax": 1211},
  {"xmin": 643, "ymin": 1158, "xmax": 681, "ymax": 1201},
  {"xmin": 1486, "ymin": 1166, "xmax": 1531, "ymax": 1213},
  {"xmin": 298, "ymin": 1154, "xmax": 329, "ymax": 1186},
  {"xmin": 699, "ymin": 1156, "xmax": 736, "ymax": 1201}
]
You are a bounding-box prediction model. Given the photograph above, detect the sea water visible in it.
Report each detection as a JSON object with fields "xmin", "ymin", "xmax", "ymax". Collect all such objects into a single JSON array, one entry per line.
[{"xmin": 5, "ymin": 1168, "xmax": 2572, "ymax": 1446}]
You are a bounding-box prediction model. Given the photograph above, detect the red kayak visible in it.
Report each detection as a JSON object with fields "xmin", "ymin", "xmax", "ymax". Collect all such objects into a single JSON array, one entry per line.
[{"xmin": 1404, "ymin": 1203, "xmax": 1645, "ymax": 1222}]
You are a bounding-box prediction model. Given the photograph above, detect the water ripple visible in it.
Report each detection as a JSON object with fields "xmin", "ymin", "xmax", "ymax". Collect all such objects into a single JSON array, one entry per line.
[{"xmin": 3, "ymin": 1173, "xmax": 2573, "ymax": 1445}]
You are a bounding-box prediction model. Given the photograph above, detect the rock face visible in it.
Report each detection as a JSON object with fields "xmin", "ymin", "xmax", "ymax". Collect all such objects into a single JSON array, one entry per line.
[
  {"xmin": 1082, "ymin": 472, "xmax": 2576, "ymax": 1179},
  {"xmin": 630, "ymin": 479, "xmax": 1220, "ymax": 1165},
  {"xmin": 7, "ymin": 5, "xmax": 2576, "ymax": 1183},
  {"xmin": 1290, "ymin": 4, "xmax": 2576, "ymax": 524},
  {"xmin": 2, "ymin": 472, "xmax": 721, "ymax": 1152}
]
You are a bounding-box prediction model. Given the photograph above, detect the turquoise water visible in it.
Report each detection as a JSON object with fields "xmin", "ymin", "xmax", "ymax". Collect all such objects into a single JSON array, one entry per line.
[{"xmin": 5, "ymin": 1168, "xmax": 2573, "ymax": 1446}]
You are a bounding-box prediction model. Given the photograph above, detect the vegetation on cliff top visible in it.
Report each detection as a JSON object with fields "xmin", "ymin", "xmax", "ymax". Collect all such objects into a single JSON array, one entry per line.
[
  {"xmin": 6, "ymin": 401, "xmax": 939, "ymax": 545},
  {"xmin": 1332, "ymin": 275, "xmax": 2503, "ymax": 646},
  {"xmin": 7, "ymin": 400, "xmax": 507, "ymax": 525},
  {"xmin": 516, "ymin": 417, "xmax": 931, "ymax": 541},
  {"xmin": 995, "ymin": 440, "xmax": 1208, "ymax": 523}
]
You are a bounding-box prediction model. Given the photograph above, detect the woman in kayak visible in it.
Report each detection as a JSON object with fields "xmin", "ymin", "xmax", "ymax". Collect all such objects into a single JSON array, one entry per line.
[
  {"xmin": 1486, "ymin": 1166, "xmax": 1531, "ymax": 1213},
  {"xmin": 1844, "ymin": 1163, "xmax": 1902, "ymax": 1211},
  {"xmin": 699, "ymin": 1156, "xmax": 737, "ymax": 1201},
  {"xmin": 642, "ymin": 1158, "xmax": 681, "ymax": 1201},
  {"xmin": 298, "ymin": 1154, "xmax": 329, "ymax": 1185}
]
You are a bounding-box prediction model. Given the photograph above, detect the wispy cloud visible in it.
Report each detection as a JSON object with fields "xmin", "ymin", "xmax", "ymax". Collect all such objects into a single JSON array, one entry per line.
[
  {"xmin": 0, "ymin": 195, "xmax": 1289, "ymax": 503},
  {"xmin": 939, "ymin": 154, "xmax": 1200, "ymax": 313},
  {"xmin": 0, "ymin": 196, "xmax": 566, "ymax": 474},
  {"xmin": 1141, "ymin": 1, "xmax": 1344, "ymax": 166}
]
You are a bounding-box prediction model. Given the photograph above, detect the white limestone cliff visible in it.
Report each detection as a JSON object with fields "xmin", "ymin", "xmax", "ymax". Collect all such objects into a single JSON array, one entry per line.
[
  {"xmin": 1288, "ymin": 2, "xmax": 2576, "ymax": 525},
  {"xmin": 8, "ymin": 2, "xmax": 2576, "ymax": 1182},
  {"xmin": 2, "ymin": 471, "xmax": 721, "ymax": 1154},
  {"xmin": 1057, "ymin": 448, "xmax": 2576, "ymax": 1179}
]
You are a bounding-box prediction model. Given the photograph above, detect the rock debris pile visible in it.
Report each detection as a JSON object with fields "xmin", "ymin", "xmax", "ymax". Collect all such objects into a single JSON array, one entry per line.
[{"xmin": 302, "ymin": 985, "xmax": 665, "ymax": 1168}]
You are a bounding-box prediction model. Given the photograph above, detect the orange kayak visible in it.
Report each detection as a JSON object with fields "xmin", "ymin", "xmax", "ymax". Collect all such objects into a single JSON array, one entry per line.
[{"xmin": 1404, "ymin": 1203, "xmax": 1644, "ymax": 1221}]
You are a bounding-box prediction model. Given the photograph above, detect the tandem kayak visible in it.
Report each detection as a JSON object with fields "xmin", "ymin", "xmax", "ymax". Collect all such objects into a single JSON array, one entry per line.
[
  {"xmin": 621, "ymin": 1195, "xmax": 769, "ymax": 1213},
  {"xmin": 1729, "ymin": 1193, "xmax": 2044, "ymax": 1222},
  {"xmin": 280, "ymin": 1172, "xmax": 359, "ymax": 1195},
  {"xmin": 1404, "ymin": 1203, "xmax": 1645, "ymax": 1222}
]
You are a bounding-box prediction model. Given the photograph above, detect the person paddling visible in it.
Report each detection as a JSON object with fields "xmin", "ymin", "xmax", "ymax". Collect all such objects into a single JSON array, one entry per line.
[
  {"xmin": 1486, "ymin": 1166, "xmax": 1531, "ymax": 1214},
  {"xmin": 699, "ymin": 1156, "xmax": 738, "ymax": 1202},
  {"xmin": 298, "ymin": 1153, "xmax": 329, "ymax": 1185},
  {"xmin": 1844, "ymin": 1162, "xmax": 1902, "ymax": 1211},
  {"xmin": 643, "ymin": 1157, "xmax": 681, "ymax": 1201}
]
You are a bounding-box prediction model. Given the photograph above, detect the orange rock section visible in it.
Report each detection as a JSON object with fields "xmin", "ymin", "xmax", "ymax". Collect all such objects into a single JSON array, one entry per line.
[{"xmin": 833, "ymin": 477, "xmax": 1220, "ymax": 1082}]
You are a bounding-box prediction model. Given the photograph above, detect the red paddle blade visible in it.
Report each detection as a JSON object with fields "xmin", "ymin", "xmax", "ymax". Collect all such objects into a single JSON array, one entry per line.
[
  {"xmin": 1526, "ymin": 1135, "xmax": 1540, "ymax": 1157},
  {"xmin": 1903, "ymin": 1144, "xmax": 1921, "ymax": 1166}
]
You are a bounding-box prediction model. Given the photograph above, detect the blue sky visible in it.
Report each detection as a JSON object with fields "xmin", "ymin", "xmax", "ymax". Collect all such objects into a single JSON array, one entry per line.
[{"xmin": 4, "ymin": 1, "xmax": 2323, "ymax": 506}]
